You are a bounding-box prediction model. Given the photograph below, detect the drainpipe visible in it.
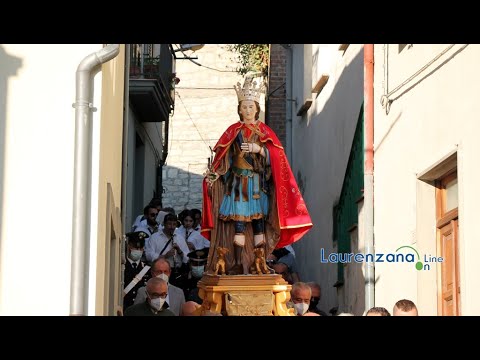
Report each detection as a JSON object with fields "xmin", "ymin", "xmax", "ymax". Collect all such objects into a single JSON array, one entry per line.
[
  {"xmin": 120, "ymin": 44, "xmax": 131, "ymax": 307},
  {"xmin": 364, "ymin": 44, "xmax": 375, "ymax": 310},
  {"xmin": 71, "ymin": 44, "xmax": 120, "ymax": 316}
]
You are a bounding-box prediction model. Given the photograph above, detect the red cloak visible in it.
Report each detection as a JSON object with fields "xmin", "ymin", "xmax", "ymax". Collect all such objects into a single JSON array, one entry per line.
[{"xmin": 202, "ymin": 121, "xmax": 312, "ymax": 248}]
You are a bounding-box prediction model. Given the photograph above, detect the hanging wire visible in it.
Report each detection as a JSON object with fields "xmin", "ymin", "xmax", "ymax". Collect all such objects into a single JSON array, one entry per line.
[
  {"xmin": 174, "ymin": 44, "xmax": 237, "ymax": 73},
  {"xmin": 175, "ymin": 90, "xmax": 211, "ymax": 152}
]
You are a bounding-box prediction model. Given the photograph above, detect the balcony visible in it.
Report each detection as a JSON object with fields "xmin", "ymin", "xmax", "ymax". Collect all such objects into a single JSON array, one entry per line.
[{"xmin": 129, "ymin": 44, "xmax": 176, "ymax": 123}]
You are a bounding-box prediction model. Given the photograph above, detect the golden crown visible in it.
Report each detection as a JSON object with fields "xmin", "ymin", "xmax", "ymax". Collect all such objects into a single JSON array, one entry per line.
[{"xmin": 234, "ymin": 78, "xmax": 264, "ymax": 103}]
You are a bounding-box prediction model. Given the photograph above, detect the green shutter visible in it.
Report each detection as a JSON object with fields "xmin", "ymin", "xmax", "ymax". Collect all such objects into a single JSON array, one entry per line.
[{"xmin": 333, "ymin": 106, "xmax": 364, "ymax": 283}]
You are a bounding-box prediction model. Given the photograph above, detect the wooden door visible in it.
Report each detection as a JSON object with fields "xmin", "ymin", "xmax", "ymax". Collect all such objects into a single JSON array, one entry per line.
[{"xmin": 436, "ymin": 172, "xmax": 460, "ymax": 316}]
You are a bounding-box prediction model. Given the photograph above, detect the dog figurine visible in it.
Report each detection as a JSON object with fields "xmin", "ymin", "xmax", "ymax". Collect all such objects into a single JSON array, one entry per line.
[
  {"xmin": 214, "ymin": 247, "xmax": 229, "ymax": 275},
  {"xmin": 251, "ymin": 247, "xmax": 271, "ymax": 274}
]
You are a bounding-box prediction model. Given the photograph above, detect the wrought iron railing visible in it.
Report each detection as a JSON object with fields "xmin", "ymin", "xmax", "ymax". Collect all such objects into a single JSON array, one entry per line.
[{"xmin": 129, "ymin": 44, "xmax": 175, "ymax": 105}]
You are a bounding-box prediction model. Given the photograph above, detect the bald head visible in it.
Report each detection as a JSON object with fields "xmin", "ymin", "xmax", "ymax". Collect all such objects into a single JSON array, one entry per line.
[
  {"xmin": 182, "ymin": 301, "xmax": 201, "ymax": 316},
  {"xmin": 146, "ymin": 277, "xmax": 168, "ymax": 295},
  {"xmin": 151, "ymin": 257, "xmax": 172, "ymax": 277}
]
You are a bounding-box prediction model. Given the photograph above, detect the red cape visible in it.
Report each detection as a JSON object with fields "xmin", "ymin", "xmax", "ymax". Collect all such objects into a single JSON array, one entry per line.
[{"xmin": 202, "ymin": 121, "xmax": 312, "ymax": 248}]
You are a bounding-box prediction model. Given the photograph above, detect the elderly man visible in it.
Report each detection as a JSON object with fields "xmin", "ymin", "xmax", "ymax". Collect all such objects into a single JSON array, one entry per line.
[
  {"xmin": 124, "ymin": 278, "xmax": 175, "ymax": 316},
  {"xmin": 133, "ymin": 257, "xmax": 185, "ymax": 316},
  {"xmin": 290, "ymin": 282, "xmax": 312, "ymax": 316}
]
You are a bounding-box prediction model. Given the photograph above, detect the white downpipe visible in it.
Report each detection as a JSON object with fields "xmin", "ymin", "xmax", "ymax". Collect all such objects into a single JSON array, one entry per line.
[{"xmin": 70, "ymin": 44, "xmax": 120, "ymax": 316}]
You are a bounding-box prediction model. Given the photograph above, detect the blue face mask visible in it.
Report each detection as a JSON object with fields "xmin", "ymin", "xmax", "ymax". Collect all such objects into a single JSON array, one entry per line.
[
  {"xmin": 129, "ymin": 249, "xmax": 143, "ymax": 262},
  {"xmin": 191, "ymin": 266, "xmax": 205, "ymax": 278}
]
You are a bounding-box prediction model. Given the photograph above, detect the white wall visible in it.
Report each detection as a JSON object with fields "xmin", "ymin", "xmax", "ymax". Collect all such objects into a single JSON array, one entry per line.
[
  {"xmin": 0, "ymin": 44, "xmax": 104, "ymax": 315},
  {"xmin": 373, "ymin": 44, "xmax": 480, "ymax": 315},
  {"xmin": 289, "ymin": 44, "xmax": 365, "ymax": 314}
]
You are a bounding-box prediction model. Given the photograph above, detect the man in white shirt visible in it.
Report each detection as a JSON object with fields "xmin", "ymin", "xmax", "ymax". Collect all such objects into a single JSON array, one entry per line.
[
  {"xmin": 135, "ymin": 205, "xmax": 160, "ymax": 238},
  {"xmin": 175, "ymin": 210, "xmax": 209, "ymax": 251},
  {"xmin": 145, "ymin": 213, "xmax": 190, "ymax": 271}
]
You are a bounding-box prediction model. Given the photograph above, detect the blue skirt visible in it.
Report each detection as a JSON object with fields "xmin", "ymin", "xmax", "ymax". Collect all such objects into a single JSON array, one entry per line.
[{"xmin": 219, "ymin": 171, "xmax": 269, "ymax": 221}]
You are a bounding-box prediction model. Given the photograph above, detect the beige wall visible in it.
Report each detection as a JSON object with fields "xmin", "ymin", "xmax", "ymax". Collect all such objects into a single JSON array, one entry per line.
[
  {"xmin": 95, "ymin": 45, "xmax": 125, "ymax": 315},
  {"xmin": 0, "ymin": 44, "xmax": 106, "ymax": 315},
  {"xmin": 373, "ymin": 44, "xmax": 480, "ymax": 315},
  {"xmin": 162, "ymin": 45, "xmax": 244, "ymax": 212},
  {"xmin": 289, "ymin": 44, "xmax": 365, "ymax": 315}
]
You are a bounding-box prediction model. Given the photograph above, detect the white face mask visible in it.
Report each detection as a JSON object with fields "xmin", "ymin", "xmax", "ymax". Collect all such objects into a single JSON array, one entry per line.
[
  {"xmin": 149, "ymin": 297, "xmax": 166, "ymax": 312},
  {"xmin": 294, "ymin": 302, "xmax": 309, "ymax": 316},
  {"xmin": 191, "ymin": 265, "xmax": 205, "ymax": 278},
  {"xmin": 156, "ymin": 273, "xmax": 169, "ymax": 284},
  {"xmin": 129, "ymin": 249, "xmax": 143, "ymax": 262}
]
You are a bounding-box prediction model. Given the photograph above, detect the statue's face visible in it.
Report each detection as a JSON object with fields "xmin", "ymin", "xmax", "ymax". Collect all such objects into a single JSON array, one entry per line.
[{"xmin": 239, "ymin": 100, "xmax": 256, "ymax": 123}]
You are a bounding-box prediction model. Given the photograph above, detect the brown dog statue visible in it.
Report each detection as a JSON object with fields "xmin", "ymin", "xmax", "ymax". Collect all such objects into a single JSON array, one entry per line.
[
  {"xmin": 213, "ymin": 247, "xmax": 229, "ymax": 275},
  {"xmin": 251, "ymin": 247, "xmax": 271, "ymax": 274}
]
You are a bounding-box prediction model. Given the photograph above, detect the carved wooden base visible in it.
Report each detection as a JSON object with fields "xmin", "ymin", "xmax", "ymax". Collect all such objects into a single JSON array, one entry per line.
[{"xmin": 197, "ymin": 273, "xmax": 294, "ymax": 316}]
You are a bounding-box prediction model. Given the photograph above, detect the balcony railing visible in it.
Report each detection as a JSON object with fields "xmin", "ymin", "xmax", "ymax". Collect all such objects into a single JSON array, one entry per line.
[{"xmin": 129, "ymin": 44, "xmax": 176, "ymax": 122}]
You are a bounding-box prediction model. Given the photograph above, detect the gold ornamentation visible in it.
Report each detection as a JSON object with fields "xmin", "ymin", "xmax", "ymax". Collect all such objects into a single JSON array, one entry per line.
[
  {"xmin": 279, "ymin": 151, "xmax": 290, "ymax": 181},
  {"xmin": 250, "ymin": 247, "xmax": 272, "ymax": 275},
  {"xmin": 225, "ymin": 291, "xmax": 274, "ymax": 316},
  {"xmin": 295, "ymin": 204, "xmax": 308, "ymax": 215},
  {"xmin": 234, "ymin": 77, "xmax": 264, "ymax": 103},
  {"xmin": 280, "ymin": 185, "xmax": 289, "ymax": 217}
]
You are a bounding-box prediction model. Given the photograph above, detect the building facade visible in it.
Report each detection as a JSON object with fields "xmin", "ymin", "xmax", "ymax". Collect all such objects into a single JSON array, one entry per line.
[
  {"xmin": 0, "ymin": 44, "xmax": 125, "ymax": 315},
  {"xmin": 373, "ymin": 44, "xmax": 480, "ymax": 315}
]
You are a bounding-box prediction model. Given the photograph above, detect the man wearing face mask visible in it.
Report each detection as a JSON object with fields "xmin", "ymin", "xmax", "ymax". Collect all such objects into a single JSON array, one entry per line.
[
  {"xmin": 133, "ymin": 257, "xmax": 185, "ymax": 316},
  {"xmin": 123, "ymin": 231, "xmax": 151, "ymax": 311},
  {"xmin": 183, "ymin": 248, "xmax": 209, "ymax": 303},
  {"xmin": 289, "ymin": 282, "xmax": 313, "ymax": 316},
  {"xmin": 306, "ymin": 282, "xmax": 328, "ymax": 316},
  {"xmin": 125, "ymin": 278, "xmax": 175, "ymax": 316}
]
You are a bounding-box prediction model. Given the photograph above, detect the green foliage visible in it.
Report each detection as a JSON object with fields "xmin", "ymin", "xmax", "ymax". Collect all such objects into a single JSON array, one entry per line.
[{"xmin": 227, "ymin": 44, "xmax": 270, "ymax": 78}]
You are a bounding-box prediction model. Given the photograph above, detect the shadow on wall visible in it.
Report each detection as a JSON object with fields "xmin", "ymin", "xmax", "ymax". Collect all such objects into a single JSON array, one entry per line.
[
  {"xmin": 162, "ymin": 164, "xmax": 207, "ymax": 213},
  {"xmin": 0, "ymin": 46, "xmax": 23, "ymax": 276},
  {"xmin": 294, "ymin": 48, "xmax": 366, "ymax": 315}
]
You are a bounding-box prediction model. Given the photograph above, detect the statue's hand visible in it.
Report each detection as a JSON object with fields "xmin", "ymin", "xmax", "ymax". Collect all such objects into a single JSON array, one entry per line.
[
  {"xmin": 241, "ymin": 142, "xmax": 262, "ymax": 154},
  {"xmin": 204, "ymin": 169, "xmax": 219, "ymax": 187}
]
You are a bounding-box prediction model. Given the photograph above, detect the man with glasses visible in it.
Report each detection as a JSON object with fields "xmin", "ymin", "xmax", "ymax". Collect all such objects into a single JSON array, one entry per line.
[
  {"xmin": 124, "ymin": 278, "xmax": 175, "ymax": 316},
  {"xmin": 133, "ymin": 257, "xmax": 185, "ymax": 316},
  {"xmin": 135, "ymin": 205, "xmax": 160, "ymax": 237}
]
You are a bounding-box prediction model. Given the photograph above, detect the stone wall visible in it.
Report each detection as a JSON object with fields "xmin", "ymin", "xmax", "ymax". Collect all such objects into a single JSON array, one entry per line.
[{"xmin": 162, "ymin": 45, "xmax": 245, "ymax": 213}]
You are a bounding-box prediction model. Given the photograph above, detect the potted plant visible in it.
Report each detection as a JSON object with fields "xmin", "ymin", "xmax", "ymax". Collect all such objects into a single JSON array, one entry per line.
[{"xmin": 143, "ymin": 56, "xmax": 160, "ymax": 74}]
